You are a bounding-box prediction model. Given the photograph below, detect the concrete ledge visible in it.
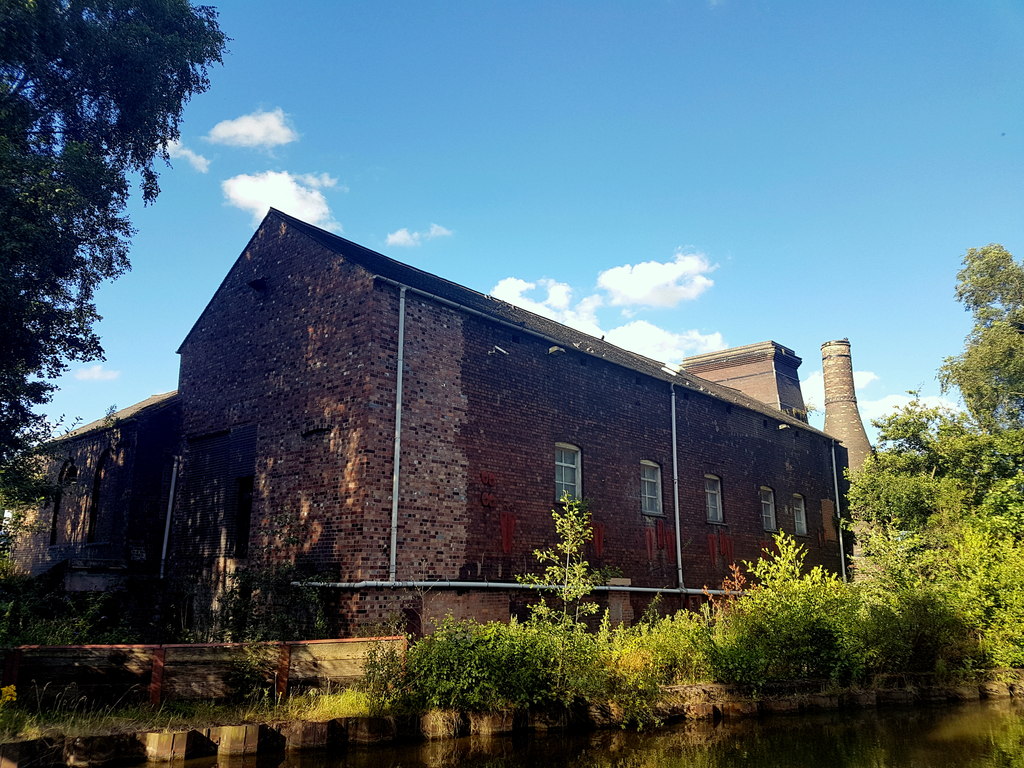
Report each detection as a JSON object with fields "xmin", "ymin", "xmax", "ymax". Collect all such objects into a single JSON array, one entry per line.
[
  {"xmin": 63, "ymin": 735, "xmax": 145, "ymax": 768},
  {"xmin": 0, "ymin": 738, "xmax": 64, "ymax": 768},
  {"xmin": 276, "ymin": 719, "xmax": 345, "ymax": 751},
  {"xmin": 11, "ymin": 674, "xmax": 1024, "ymax": 764},
  {"xmin": 468, "ymin": 710, "xmax": 517, "ymax": 735},
  {"xmin": 346, "ymin": 716, "xmax": 397, "ymax": 744},
  {"xmin": 420, "ymin": 709, "xmax": 465, "ymax": 740},
  {"xmin": 140, "ymin": 730, "xmax": 215, "ymax": 761},
  {"xmin": 876, "ymin": 688, "xmax": 917, "ymax": 706},
  {"xmin": 980, "ymin": 681, "xmax": 1011, "ymax": 699},
  {"xmin": 208, "ymin": 724, "xmax": 284, "ymax": 756}
]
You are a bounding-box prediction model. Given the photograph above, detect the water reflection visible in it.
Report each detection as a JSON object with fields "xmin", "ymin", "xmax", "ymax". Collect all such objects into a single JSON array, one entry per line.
[{"xmin": 185, "ymin": 701, "xmax": 1024, "ymax": 768}]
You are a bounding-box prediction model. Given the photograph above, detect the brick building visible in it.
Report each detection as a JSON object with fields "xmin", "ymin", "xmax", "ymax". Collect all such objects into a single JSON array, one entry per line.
[
  {"xmin": 14, "ymin": 209, "xmax": 856, "ymax": 635},
  {"xmin": 13, "ymin": 392, "xmax": 180, "ymax": 590}
]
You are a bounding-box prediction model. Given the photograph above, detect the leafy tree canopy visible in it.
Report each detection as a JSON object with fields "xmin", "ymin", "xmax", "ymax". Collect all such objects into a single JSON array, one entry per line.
[
  {"xmin": 851, "ymin": 245, "xmax": 1024, "ymax": 536},
  {"xmin": 848, "ymin": 399, "xmax": 1024, "ymax": 533},
  {"xmin": 940, "ymin": 244, "xmax": 1024, "ymax": 430},
  {"xmin": 0, "ymin": 0, "xmax": 225, "ymax": 506}
]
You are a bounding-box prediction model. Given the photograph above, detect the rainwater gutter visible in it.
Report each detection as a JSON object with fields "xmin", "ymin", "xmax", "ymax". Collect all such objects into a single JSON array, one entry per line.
[
  {"xmin": 295, "ymin": 579, "xmax": 730, "ymax": 596},
  {"xmin": 670, "ymin": 383, "xmax": 684, "ymax": 590},
  {"xmin": 388, "ymin": 286, "xmax": 407, "ymax": 582},
  {"xmin": 159, "ymin": 456, "xmax": 180, "ymax": 579},
  {"xmin": 830, "ymin": 440, "xmax": 849, "ymax": 583}
]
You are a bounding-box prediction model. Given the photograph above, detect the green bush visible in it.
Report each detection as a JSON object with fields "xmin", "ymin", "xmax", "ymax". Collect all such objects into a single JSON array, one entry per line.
[
  {"xmin": 708, "ymin": 534, "xmax": 864, "ymax": 687},
  {"xmin": 405, "ymin": 617, "xmax": 562, "ymax": 711}
]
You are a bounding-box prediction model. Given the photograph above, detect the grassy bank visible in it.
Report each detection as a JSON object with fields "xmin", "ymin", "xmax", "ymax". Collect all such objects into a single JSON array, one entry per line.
[{"xmin": 0, "ymin": 688, "xmax": 372, "ymax": 743}]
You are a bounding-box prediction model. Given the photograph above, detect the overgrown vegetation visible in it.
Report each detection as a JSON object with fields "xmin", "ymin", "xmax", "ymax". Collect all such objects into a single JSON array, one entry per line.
[
  {"xmin": 0, "ymin": 687, "xmax": 372, "ymax": 743},
  {"xmin": 4, "ymin": 245, "xmax": 1024, "ymax": 733},
  {"xmin": 359, "ymin": 243, "xmax": 1024, "ymax": 724},
  {"xmin": 0, "ymin": 561, "xmax": 141, "ymax": 645}
]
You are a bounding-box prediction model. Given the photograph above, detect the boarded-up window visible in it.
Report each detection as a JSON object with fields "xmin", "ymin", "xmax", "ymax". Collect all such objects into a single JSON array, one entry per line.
[
  {"xmin": 183, "ymin": 424, "xmax": 257, "ymax": 557},
  {"xmin": 87, "ymin": 450, "xmax": 110, "ymax": 543},
  {"xmin": 821, "ymin": 498, "xmax": 837, "ymax": 542}
]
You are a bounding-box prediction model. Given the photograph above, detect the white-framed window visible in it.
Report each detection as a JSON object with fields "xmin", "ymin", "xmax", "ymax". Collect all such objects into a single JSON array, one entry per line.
[
  {"xmin": 640, "ymin": 461, "xmax": 662, "ymax": 516},
  {"xmin": 792, "ymin": 493, "xmax": 807, "ymax": 536},
  {"xmin": 760, "ymin": 486, "xmax": 777, "ymax": 531},
  {"xmin": 555, "ymin": 443, "xmax": 581, "ymax": 500},
  {"xmin": 705, "ymin": 475, "xmax": 723, "ymax": 523}
]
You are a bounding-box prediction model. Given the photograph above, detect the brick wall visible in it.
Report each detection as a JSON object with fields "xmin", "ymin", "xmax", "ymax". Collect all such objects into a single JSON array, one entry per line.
[
  {"xmin": 12, "ymin": 399, "xmax": 180, "ymax": 580},
  {"xmin": 171, "ymin": 215, "xmax": 844, "ymax": 632}
]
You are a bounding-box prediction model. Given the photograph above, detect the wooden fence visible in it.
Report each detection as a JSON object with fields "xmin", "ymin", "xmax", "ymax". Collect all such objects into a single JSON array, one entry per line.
[{"xmin": 0, "ymin": 636, "xmax": 405, "ymax": 705}]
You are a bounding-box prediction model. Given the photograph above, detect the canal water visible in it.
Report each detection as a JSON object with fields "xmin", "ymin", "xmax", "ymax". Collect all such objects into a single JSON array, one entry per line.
[{"xmin": 172, "ymin": 700, "xmax": 1024, "ymax": 768}]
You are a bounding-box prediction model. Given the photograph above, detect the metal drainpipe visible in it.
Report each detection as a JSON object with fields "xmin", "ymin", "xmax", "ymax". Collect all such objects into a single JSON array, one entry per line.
[
  {"xmin": 294, "ymin": 579, "xmax": 732, "ymax": 596},
  {"xmin": 159, "ymin": 455, "xmax": 180, "ymax": 579},
  {"xmin": 388, "ymin": 287, "xmax": 407, "ymax": 583},
  {"xmin": 830, "ymin": 439, "xmax": 848, "ymax": 582},
  {"xmin": 670, "ymin": 384, "xmax": 684, "ymax": 590}
]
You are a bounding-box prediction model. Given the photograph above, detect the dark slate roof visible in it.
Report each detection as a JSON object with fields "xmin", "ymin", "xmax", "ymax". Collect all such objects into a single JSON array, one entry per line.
[
  {"xmin": 264, "ymin": 210, "xmax": 828, "ymax": 436},
  {"xmin": 62, "ymin": 391, "xmax": 179, "ymax": 440}
]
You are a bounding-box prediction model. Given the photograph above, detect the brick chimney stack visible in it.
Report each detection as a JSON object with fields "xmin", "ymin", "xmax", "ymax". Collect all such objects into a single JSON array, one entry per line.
[{"xmin": 821, "ymin": 339, "xmax": 872, "ymax": 470}]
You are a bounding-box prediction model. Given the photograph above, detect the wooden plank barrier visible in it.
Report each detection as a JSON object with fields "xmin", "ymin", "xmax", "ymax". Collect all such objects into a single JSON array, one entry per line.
[{"xmin": 0, "ymin": 636, "xmax": 405, "ymax": 706}]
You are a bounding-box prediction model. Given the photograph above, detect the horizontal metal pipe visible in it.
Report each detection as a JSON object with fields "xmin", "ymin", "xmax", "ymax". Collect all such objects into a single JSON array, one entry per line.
[{"xmin": 293, "ymin": 579, "xmax": 731, "ymax": 596}]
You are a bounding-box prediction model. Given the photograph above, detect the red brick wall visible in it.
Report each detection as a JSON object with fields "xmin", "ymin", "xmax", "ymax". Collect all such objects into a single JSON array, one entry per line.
[
  {"xmin": 173, "ymin": 217, "xmax": 843, "ymax": 631},
  {"xmin": 12, "ymin": 401, "xmax": 180, "ymax": 578}
]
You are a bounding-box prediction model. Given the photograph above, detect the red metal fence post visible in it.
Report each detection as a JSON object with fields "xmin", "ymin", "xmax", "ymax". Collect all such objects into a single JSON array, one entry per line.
[
  {"xmin": 149, "ymin": 647, "xmax": 166, "ymax": 706},
  {"xmin": 275, "ymin": 643, "xmax": 292, "ymax": 701}
]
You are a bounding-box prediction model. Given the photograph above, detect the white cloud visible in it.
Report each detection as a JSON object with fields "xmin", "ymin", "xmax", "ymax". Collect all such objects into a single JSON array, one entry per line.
[
  {"xmin": 165, "ymin": 139, "xmax": 209, "ymax": 173},
  {"xmin": 206, "ymin": 108, "xmax": 298, "ymax": 149},
  {"xmin": 75, "ymin": 365, "xmax": 121, "ymax": 381},
  {"xmin": 222, "ymin": 171, "xmax": 341, "ymax": 231},
  {"xmin": 386, "ymin": 228, "xmax": 417, "ymax": 247},
  {"xmin": 491, "ymin": 277, "xmax": 604, "ymax": 336},
  {"xmin": 597, "ymin": 250, "xmax": 716, "ymax": 308},
  {"xmin": 604, "ymin": 321, "xmax": 726, "ymax": 362},
  {"xmin": 490, "ymin": 279, "xmax": 723, "ymax": 363},
  {"xmin": 386, "ymin": 223, "xmax": 454, "ymax": 247},
  {"xmin": 858, "ymin": 393, "xmax": 960, "ymax": 425},
  {"xmin": 490, "ymin": 246, "xmax": 724, "ymax": 365}
]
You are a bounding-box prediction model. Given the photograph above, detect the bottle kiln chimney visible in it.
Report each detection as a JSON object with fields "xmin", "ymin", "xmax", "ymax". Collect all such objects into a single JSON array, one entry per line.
[{"xmin": 821, "ymin": 339, "xmax": 872, "ymax": 470}]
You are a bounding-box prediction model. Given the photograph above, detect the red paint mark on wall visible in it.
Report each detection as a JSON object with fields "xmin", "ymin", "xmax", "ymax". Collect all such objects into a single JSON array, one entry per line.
[
  {"xmin": 645, "ymin": 528, "xmax": 657, "ymax": 560},
  {"xmin": 480, "ymin": 492, "xmax": 497, "ymax": 508},
  {"xmin": 499, "ymin": 510, "xmax": 517, "ymax": 554},
  {"xmin": 593, "ymin": 522, "xmax": 605, "ymax": 557},
  {"xmin": 719, "ymin": 534, "xmax": 734, "ymax": 565}
]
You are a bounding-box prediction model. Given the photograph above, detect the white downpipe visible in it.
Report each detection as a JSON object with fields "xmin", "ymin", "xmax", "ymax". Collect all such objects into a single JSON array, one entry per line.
[
  {"xmin": 670, "ymin": 384, "xmax": 684, "ymax": 590},
  {"xmin": 389, "ymin": 287, "xmax": 407, "ymax": 582},
  {"xmin": 295, "ymin": 579, "xmax": 731, "ymax": 596},
  {"xmin": 159, "ymin": 456, "xmax": 180, "ymax": 579},
  {"xmin": 830, "ymin": 440, "xmax": 848, "ymax": 582}
]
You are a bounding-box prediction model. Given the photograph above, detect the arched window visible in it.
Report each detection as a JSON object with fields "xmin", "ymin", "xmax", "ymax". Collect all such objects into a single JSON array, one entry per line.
[
  {"xmin": 87, "ymin": 450, "xmax": 110, "ymax": 543},
  {"xmin": 50, "ymin": 461, "xmax": 77, "ymax": 546}
]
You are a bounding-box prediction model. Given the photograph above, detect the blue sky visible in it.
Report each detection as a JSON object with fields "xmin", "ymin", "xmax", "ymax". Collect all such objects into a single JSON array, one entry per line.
[{"xmin": 46, "ymin": 0, "xmax": 1024, "ymax": 438}]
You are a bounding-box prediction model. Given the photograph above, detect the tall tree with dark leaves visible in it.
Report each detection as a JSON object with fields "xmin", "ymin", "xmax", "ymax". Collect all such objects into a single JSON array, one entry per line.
[
  {"xmin": 0, "ymin": 0, "xmax": 226, "ymax": 506},
  {"xmin": 940, "ymin": 244, "xmax": 1024, "ymax": 431}
]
